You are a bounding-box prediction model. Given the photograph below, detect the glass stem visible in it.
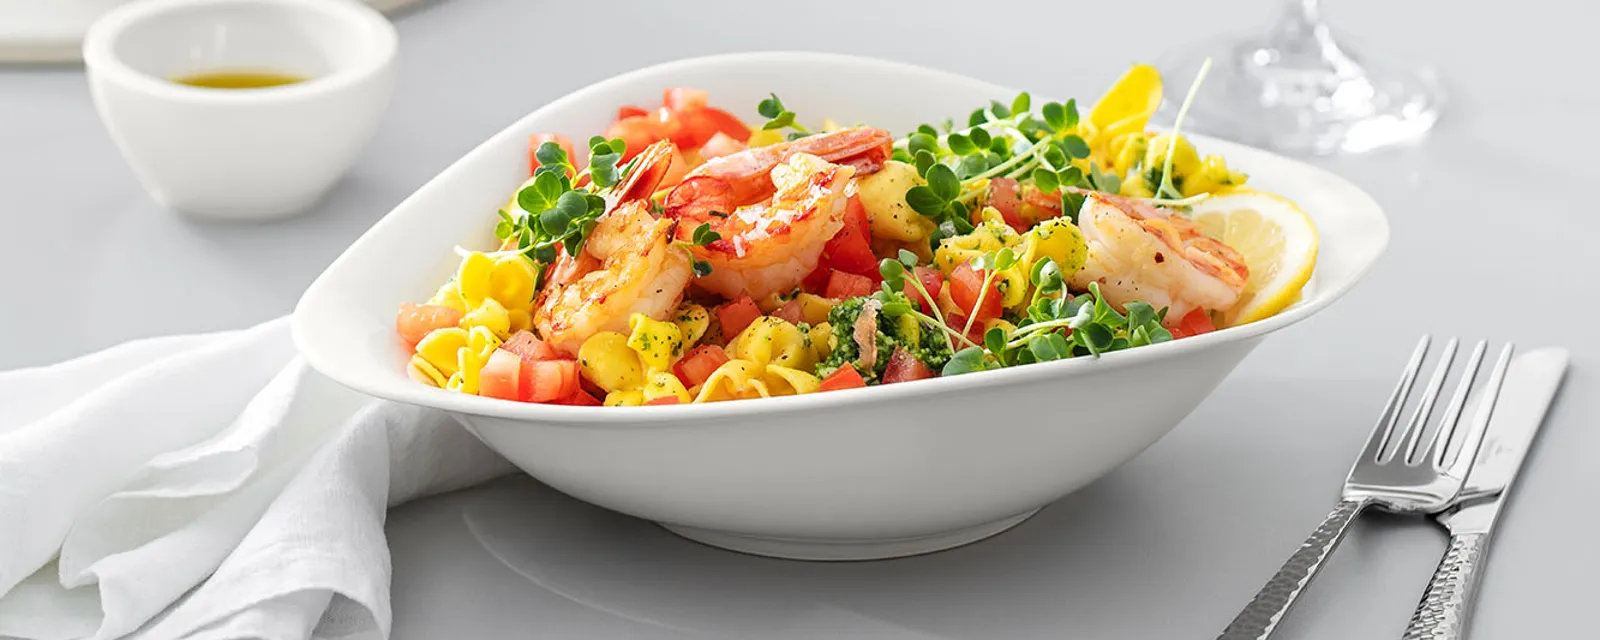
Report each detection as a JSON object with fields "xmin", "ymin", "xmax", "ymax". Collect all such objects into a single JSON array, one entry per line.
[{"xmin": 1262, "ymin": 0, "xmax": 1361, "ymax": 76}]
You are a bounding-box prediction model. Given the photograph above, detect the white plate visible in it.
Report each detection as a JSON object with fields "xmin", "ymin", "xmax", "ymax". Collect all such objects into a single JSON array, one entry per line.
[
  {"xmin": 0, "ymin": 0, "xmax": 424, "ymax": 64},
  {"xmin": 293, "ymin": 51, "xmax": 1389, "ymax": 560}
]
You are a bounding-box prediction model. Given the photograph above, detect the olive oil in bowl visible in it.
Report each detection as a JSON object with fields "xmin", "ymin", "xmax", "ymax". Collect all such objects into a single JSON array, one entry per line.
[{"xmin": 171, "ymin": 70, "xmax": 307, "ymax": 89}]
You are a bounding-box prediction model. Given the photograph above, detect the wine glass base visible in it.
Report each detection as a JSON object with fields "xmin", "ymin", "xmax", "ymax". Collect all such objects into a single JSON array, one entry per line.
[{"xmin": 1155, "ymin": 35, "xmax": 1446, "ymax": 156}]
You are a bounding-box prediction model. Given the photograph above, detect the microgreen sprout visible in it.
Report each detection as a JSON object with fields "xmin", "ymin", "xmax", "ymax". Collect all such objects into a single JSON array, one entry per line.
[
  {"xmin": 494, "ymin": 141, "xmax": 633, "ymax": 286},
  {"xmin": 757, "ymin": 93, "xmax": 811, "ymax": 137}
]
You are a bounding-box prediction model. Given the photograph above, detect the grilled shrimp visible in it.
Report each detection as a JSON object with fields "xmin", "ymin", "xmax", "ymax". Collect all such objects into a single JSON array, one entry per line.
[
  {"xmin": 533, "ymin": 141, "xmax": 692, "ymax": 356},
  {"xmin": 1068, "ymin": 191, "xmax": 1249, "ymax": 324},
  {"xmin": 660, "ymin": 128, "xmax": 891, "ymax": 300}
]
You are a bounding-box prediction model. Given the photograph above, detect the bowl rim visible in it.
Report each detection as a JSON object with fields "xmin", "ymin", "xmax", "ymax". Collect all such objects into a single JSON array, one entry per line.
[
  {"xmin": 81, "ymin": 0, "xmax": 397, "ymax": 104},
  {"xmin": 292, "ymin": 50, "xmax": 1390, "ymax": 426}
]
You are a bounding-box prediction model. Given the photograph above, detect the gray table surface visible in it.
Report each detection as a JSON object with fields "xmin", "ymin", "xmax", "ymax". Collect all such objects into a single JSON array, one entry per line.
[{"xmin": 3, "ymin": 0, "xmax": 1594, "ymax": 637}]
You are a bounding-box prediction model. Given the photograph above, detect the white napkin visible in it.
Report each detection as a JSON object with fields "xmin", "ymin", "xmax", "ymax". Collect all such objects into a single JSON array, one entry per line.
[{"xmin": 0, "ymin": 317, "xmax": 517, "ymax": 639}]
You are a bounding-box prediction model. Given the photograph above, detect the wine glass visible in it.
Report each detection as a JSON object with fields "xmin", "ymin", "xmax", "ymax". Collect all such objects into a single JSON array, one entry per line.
[{"xmin": 1155, "ymin": 0, "xmax": 1444, "ymax": 155}]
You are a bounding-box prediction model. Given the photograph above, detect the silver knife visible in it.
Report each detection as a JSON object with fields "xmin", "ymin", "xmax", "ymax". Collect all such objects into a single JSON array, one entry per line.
[{"xmin": 1400, "ymin": 347, "xmax": 1570, "ymax": 640}]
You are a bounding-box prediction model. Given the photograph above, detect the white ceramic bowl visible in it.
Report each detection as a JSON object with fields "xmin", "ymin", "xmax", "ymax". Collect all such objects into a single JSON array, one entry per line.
[
  {"xmin": 293, "ymin": 52, "xmax": 1388, "ymax": 560},
  {"xmin": 83, "ymin": 0, "xmax": 396, "ymax": 221}
]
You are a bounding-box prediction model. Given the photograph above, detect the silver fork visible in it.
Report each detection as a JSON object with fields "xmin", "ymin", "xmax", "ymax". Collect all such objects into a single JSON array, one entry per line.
[{"xmin": 1218, "ymin": 336, "xmax": 1514, "ymax": 640}]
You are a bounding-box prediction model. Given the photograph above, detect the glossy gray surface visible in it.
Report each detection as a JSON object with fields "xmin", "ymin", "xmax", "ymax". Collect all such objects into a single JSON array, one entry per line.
[{"xmin": 2, "ymin": 0, "xmax": 1594, "ymax": 637}]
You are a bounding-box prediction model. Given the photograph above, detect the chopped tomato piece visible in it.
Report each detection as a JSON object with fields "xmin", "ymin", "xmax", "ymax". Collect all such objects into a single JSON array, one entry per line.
[
  {"xmin": 818, "ymin": 364, "xmax": 868, "ymax": 392},
  {"xmin": 905, "ymin": 266, "xmax": 944, "ymax": 313},
  {"xmin": 881, "ymin": 347, "xmax": 937, "ymax": 384},
  {"xmin": 479, "ymin": 350, "xmax": 524, "ymax": 401},
  {"xmin": 693, "ymin": 107, "xmax": 752, "ymax": 143},
  {"xmin": 644, "ymin": 396, "xmax": 683, "ymax": 406},
  {"xmin": 552, "ymin": 389, "xmax": 603, "ymax": 406},
  {"xmin": 772, "ymin": 300, "xmax": 805, "ymax": 325},
  {"xmin": 396, "ymin": 303, "xmax": 462, "ymax": 346},
  {"xmin": 825, "ymin": 270, "xmax": 876, "ymax": 300},
  {"xmin": 699, "ymin": 131, "xmax": 748, "ymax": 159},
  {"xmin": 662, "ymin": 87, "xmax": 709, "ymax": 113},
  {"xmin": 673, "ymin": 344, "xmax": 731, "ymax": 388},
  {"xmin": 817, "ymin": 195, "xmax": 877, "ymax": 277},
  {"xmin": 500, "ymin": 330, "xmax": 558, "ymax": 362},
  {"xmin": 1020, "ymin": 184, "xmax": 1066, "ymax": 224},
  {"xmin": 944, "ymin": 313, "xmax": 988, "ymax": 349},
  {"xmin": 528, "ymin": 133, "xmax": 576, "ymax": 177},
  {"xmin": 948, "ymin": 262, "xmax": 1003, "ymax": 323},
  {"xmin": 986, "ymin": 177, "xmax": 1029, "ymax": 233},
  {"xmin": 1170, "ymin": 308, "xmax": 1217, "ymax": 339},
  {"xmin": 524, "ymin": 359, "xmax": 579, "ymax": 403},
  {"xmin": 801, "ymin": 262, "xmax": 831, "ymax": 294},
  {"xmin": 616, "ymin": 105, "xmax": 649, "ymax": 120},
  {"xmin": 716, "ymin": 295, "xmax": 763, "ymax": 339},
  {"xmin": 603, "ymin": 115, "xmax": 666, "ymax": 162},
  {"xmin": 654, "ymin": 107, "xmax": 700, "ymax": 150}
]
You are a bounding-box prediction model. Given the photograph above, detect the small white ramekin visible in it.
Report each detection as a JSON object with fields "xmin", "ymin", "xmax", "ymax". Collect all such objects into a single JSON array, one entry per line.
[{"xmin": 83, "ymin": 0, "xmax": 397, "ymax": 222}]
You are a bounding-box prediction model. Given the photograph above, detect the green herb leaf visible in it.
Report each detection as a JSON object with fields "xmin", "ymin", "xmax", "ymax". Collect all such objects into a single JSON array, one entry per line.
[
  {"xmin": 956, "ymin": 155, "xmax": 987, "ymax": 180},
  {"xmin": 947, "ymin": 133, "xmax": 977, "ymax": 156},
  {"xmin": 908, "ymin": 132, "xmax": 938, "ymax": 158},
  {"xmin": 1032, "ymin": 167, "xmax": 1060, "ymax": 194},
  {"xmin": 691, "ymin": 222, "xmax": 721, "ymax": 246},
  {"xmin": 1062, "ymin": 134, "xmax": 1091, "ymax": 159},
  {"xmin": 517, "ymin": 171, "xmax": 565, "ymax": 215},
  {"xmin": 757, "ymin": 94, "xmax": 784, "ymax": 119},
  {"xmin": 968, "ymin": 108, "xmax": 989, "ymax": 128},
  {"xmin": 881, "ymin": 299, "xmax": 913, "ymax": 317},
  {"xmin": 1029, "ymin": 332, "xmax": 1072, "ymax": 361},
  {"xmin": 941, "ymin": 346, "xmax": 993, "ymax": 376},
  {"xmin": 969, "ymin": 127, "xmax": 992, "ymax": 149},
  {"xmin": 693, "ymin": 260, "xmax": 713, "ymax": 277},
  {"xmin": 1042, "ymin": 102, "xmax": 1066, "ymax": 132},
  {"xmin": 984, "ymin": 327, "xmax": 1008, "ymax": 358},
  {"xmin": 905, "ymin": 186, "xmax": 946, "ymax": 217},
  {"xmin": 879, "ymin": 258, "xmax": 905, "ymax": 289},
  {"xmin": 1063, "ymin": 99, "xmax": 1080, "ymax": 129},
  {"xmin": 1010, "ymin": 92, "xmax": 1032, "ymax": 117},
  {"xmin": 916, "ymin": 124, "xmax": 939, "ymax": 136},
  {"xmin": 925, "ymin": 164, "xmax": 960, "ymax": 202},
  {"xmin": 988, "ymin": 100, "xmax": 1011, "ymax": 119},
  {"xmin": 898, "ymin": 249, "xmax": 918, "ymax": 268},
  {"xmin": 534, "ymin": 141, "xmax": 569, "ymax": 171},
  {"xmin": 762, "ymin": 112, "xmax": 796, "ymax": 130}
]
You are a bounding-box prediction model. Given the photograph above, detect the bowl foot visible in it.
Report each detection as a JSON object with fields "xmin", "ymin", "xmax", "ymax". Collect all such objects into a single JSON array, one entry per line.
[{"xmin": 659, "ymin": 508, "xmax": 1042, "ymax": 561}]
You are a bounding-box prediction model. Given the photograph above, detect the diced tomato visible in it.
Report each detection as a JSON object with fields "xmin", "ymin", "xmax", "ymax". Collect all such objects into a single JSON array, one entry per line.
[
  {"xmin": 616, "ymin": 105, "xmax": 649, "ymax": 120},
  {"xmin": 523, "ymin": 359, "xmax": 579, "ymax": 403},
  {"xmin": 693, "ymin": 107, "xmax": 751, "ymax": 143},
  {"xmin": 1169, "ymin": 308, "xmax": 1217, "ymax": 339},
  {"xmin": 673, "ymin": 344, "xmax": 730, "ymax": 388},
  {"xmin": 528, "ymin": 133, "xmax": 576, "ymax": 177},
  {"xmin": 552, "ymin": 389, "xmax": 603, "ymax": 406},
  {"xmin": 881, "ymin": 347, "xmax": 937, "ymax": 384},
  {"xmin": 801, "ymin": 263, "xmax": 832, "ymax": 294},
  {"xmin": 818, "ymin": 364, "xmax": 868, "ymax": 392},
  {"xmin": 699, "ymin": 131, "xmax": 748, "ymax": 159},
  {"xmin": 603, "ymin": 115, "xmax": 666, "ymax": 162},
  {"xmin": 654, "ymin": 107, "xmax": 700, "ymax": 150},
  {"xmin": 1021, "ymin": 184, "xmax": 1066, "ymax": 224},
  {"xmin": 772, "ymin": 300, "xmax": 805, "ymax": 325},
  {"xmin": 479, "ymin": 350, "xmax": 524, "ymax": 401},
  {"xmin": 500, "ymin": 330, "xmax": 559, "ymax": 362},
  {"xmin": 396, "ymin": 303, "xmax": 463, "ymax": 346},
  {"xmin": 944, "ymin": 313, "xmax": 989, "ymax": 349},
  {"xmin": 815, "ymin": 195, "xmax": 878, "ymax": 277},
  {"xmin": 905, "ymin": 266, "xmax": 944, "ymax": 313},
  {"xmin": 716, "ymin": 295, "xmax": 763, "ymax": 339},
  {"xmin": 662, "ymin": 87, "xmax": 710, "ymax": 113},
  {"xmin": 948, "ymin": 262, "xmax": 1003, "ymax": 323},
  {"xmin": 825, "ymin": 270, "xmax": 876, "ymax": 300},
  {"xmin": 644, "ymin": 396, "xmax": 683, "ymax": 406},
  {"xmin": 987, "ymin": 177, "xmax": 1029, "ymax": 233}
]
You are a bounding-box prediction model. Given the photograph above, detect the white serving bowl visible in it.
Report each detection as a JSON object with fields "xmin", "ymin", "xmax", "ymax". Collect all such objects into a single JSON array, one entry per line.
[
  {"xmin": 293, "ymin": 52, "xmax": 1388, "ymax": 561},
  {"xmin": 83, "ymin": 0, "xmax": 396, "ymax": 221}
]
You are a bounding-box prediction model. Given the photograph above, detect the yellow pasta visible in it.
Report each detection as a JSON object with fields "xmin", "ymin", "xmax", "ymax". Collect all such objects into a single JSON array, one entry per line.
[
  {"xmin": 427, "ymin": 281, "xmax": 469, "ymax": 313},
  {"xmin": 456, "ymin": 252, "xmax": 496, "ymax": 309},
  {"xmin": 643, "ymin": 370, "xmax": 691, "ymax": 403},
  {"xmin": 806, "ymin": 322, "xmax": 834, "ymax": 363},
  {"xmin": 627, "ymin": 313, "xmax": 684, "ymax": 370},
  {"xmin": 793, "ymin": 293, "xmax": 836, "ymax": 325},
  {"xmin": 433, "ymin": 325, "xmax": 501, "ymax": 395},
  {"xmin": 672, "ymin": 303, "xmax": 710, "ymax": 348},
  {"xmin": 856, "ymin": 161, "xmax": 935, "ymax": 243},
  {"xmin": 488, "ymin": 255, "xmax": 539, "ymax": 309},
  {"xmin": 407, "ymin": 355, "xmax": 447, "ymax": 387},
  {"xmin": 460, "ymin": 297, "xmax": 511, "ymax": 338},
  {"xmin": 578, "ymin": 331, "xmax": 643, "ymax": 392},
  {"xmin": 604, "ymin": 389, "xmax": 645, "ymax": 407},
  {"xmin": 935, "ymin": 209, "xmax": 1089, "ymax": 312},
  {"xmin": 693, "ymin": 358, "xmax": 820, "ymax": 403},
  {"xmin": 728, "ymin": 316, "xmax": 815, "ymax": 372}
]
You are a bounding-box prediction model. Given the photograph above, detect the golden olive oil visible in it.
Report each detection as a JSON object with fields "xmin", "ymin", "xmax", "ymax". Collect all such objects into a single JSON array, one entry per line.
[{"xmin": 171, "ymin": 69, "xmax": 307, "ymax": 89}]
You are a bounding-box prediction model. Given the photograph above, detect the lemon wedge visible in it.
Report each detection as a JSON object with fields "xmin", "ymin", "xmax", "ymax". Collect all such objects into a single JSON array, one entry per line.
[{"xmin": 1189, "ymin": 190, "xmax": 1319, "ymax": 327}]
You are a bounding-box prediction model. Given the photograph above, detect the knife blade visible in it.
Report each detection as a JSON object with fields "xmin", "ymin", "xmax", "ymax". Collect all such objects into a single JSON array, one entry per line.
[
  {"xmin": 1439, "ymin": 346, "xmax": 1569, "ymax": 534},
  {"xmin": 1399, "ymin": 348, "xmax": 1570, "ymax": 640}
]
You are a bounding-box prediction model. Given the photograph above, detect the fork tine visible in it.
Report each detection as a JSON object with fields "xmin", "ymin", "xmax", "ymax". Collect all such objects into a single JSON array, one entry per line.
[
  {"xmin": 1392, "ymin": 338, "xmax": 1459, "ymax": 464},
  {"xmin": 1361, "ymin": 336, "xmax": 1432, "ymax": 463},
  {"xmin": 1420, "ymin": 340, "xmax": 1487, "ymax": 467},
  {"xmin": 1443, "ymin": 343, "xmax": 1515, "ymax": 479}
]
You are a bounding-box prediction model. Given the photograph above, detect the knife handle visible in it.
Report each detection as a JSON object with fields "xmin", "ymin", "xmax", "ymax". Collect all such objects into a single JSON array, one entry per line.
[
  {"xmin": 1218, "ymin": 498, "xmax": 1370, "ymax": 640},
  {"xmin": 1401, "ymin": 532, "xmax": 1490, "ymax": 640}
]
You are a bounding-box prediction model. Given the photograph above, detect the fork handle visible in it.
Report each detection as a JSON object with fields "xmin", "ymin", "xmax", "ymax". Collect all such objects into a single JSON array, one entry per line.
[
  {"xmin": 1400, "ymin": 532, "xmax": 1489, "ymax": 640},
  {"xmin": 1218, "ymin": 498, "xmax": 1370, "ymax": 640}
]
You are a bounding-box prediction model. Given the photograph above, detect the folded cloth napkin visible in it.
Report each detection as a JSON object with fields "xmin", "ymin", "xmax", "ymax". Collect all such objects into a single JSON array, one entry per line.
[{"xmin": 0, "ymin": 317, "xmax": 517, "ymax": 639}]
